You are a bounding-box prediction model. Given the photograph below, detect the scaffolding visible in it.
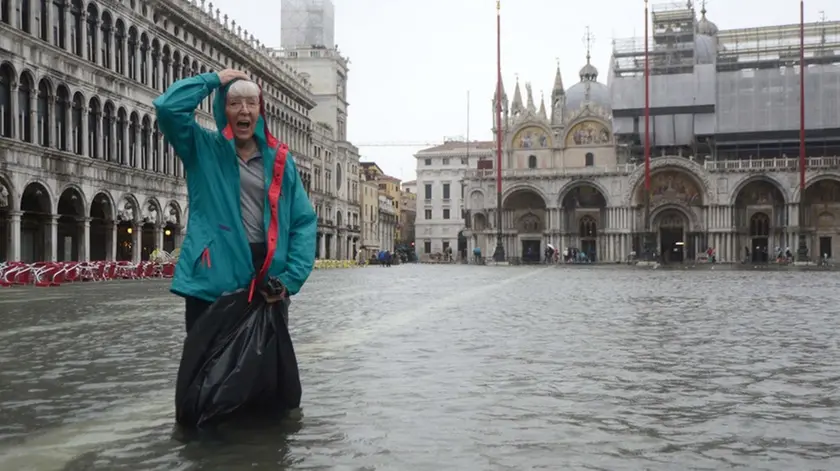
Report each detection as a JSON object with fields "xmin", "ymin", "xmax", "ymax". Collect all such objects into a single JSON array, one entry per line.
[
  {"xmin": 717, "ymin": 21, "xmax": 840, "ymax": 71},
  {"xmin": 612, "ymin": 2, "xmax": 697, "ymax": 77},
  {"xmin": 613, "ymin": 10, "xmax": 840, "ymax": 77}
]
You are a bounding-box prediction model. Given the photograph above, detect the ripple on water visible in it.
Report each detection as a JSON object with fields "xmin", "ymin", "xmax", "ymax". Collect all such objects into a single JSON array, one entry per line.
[{"xmin": 0, "ymin": 267, "xmax": 839, "ymax": 470}]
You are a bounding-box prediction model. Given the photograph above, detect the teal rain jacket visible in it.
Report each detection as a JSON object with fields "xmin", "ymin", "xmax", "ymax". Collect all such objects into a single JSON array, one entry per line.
[{"xmin": 153, "ymin": 72, "xmax": 317, "ymax": 302}]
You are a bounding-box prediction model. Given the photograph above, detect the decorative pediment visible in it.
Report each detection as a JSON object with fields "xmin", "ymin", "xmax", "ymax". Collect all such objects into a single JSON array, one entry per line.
[{"xmin": 564, "ymin": 102, "xmax": 611, "ymax": 124}]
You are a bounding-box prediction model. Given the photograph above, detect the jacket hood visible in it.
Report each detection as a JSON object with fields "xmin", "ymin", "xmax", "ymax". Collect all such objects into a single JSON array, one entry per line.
[{"xmin": 212, "ymin": 79, "xmax": 279, "ymax": 149}]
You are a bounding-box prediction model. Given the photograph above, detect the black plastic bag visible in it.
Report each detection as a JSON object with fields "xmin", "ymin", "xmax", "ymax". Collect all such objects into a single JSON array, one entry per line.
[{"xmin": 175, "ymin": 290, "xmax": 302, "ymax": 428}]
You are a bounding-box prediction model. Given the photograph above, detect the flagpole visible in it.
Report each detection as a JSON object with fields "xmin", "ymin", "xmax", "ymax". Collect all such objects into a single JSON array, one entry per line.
[
  {"xmin": 493, "ymin": 0, "xmax": 506, "ymax": 262},
  {"xmin": 797, "ymin": 0, "xmax": 809, "ymax": 261},
  {"xmin": 643, "ymin": 0, "xmax": 653, "ymax": 260}
]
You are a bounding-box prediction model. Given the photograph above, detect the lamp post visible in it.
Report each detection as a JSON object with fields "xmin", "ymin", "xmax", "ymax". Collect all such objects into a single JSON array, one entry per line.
[
  {"xmin": 492, "ymin": 0, "xmax": 506, "ymax": 262},
  {"xmin": 642, "ymin": 0, "xmax": 654, "ymax": 261}
]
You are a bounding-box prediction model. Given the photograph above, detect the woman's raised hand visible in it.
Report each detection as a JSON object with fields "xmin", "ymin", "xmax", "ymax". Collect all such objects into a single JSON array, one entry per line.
[{"xmin": 217, "ymin": 69, "xmax": 251, "ymax": 86}]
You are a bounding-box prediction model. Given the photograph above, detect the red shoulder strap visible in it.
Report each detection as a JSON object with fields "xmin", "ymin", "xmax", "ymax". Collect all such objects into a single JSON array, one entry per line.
[{"xmin": 248, "ymin": 143, "xmax": 288, "ymax": 302}]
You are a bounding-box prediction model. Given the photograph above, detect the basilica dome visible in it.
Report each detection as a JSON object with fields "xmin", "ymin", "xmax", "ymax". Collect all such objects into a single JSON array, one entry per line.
[{"xmin": 565, "ymin": 60, "xmax": 611, "ymax": 113}]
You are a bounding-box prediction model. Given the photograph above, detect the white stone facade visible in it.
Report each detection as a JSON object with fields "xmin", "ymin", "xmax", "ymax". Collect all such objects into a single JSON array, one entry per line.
[
  {"xmin": 465, "ymin": 155, "xmax": 840, "ymax": 263},
  {"xmin": 414, "ymin": 141, "xmax": 493, "ymax": 257},
  {"xmin": 0, "ymin": 0, "xmax": 323, "ymax": 263},
  {"xmin": 377, "ymin": 194, "xmax": 396, "ymax": 254},
  {"xmin": 274, "ymin": 45, "xmax": 361, "ymax": 260}
]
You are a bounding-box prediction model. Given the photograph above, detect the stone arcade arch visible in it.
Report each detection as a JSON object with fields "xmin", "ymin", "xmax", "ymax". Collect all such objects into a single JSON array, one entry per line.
[
  {"xmin": 89, "ymin": 191, "xmax": 115, "ymax": 261},
  {"xmin": 733, "ymin": 177, "xmax": 786, "ymax": 262},
  {"xmin": 56, "ymin": 186, "xmax": 86, "ymax": 261},
  {"xmin": 116, "ymin": 194, "xmax": 139, "ymax": 261},
  {"xmin": 802, "ymin": 177, "xmax": 840, "ymax": 260},
  {"xmin": 19, "ymin": 182, "xmax": 52, "ymax": 262},
  {"xmin": 140, "ymin": 198, "xmax": 162, "ymax": 261},
  {"xmin": 163, "ymin": 201, "xmax": 182, "ymax": 254},
  {"xmin": 560, "ymin": 182, "xmax": 607, "ymax": 262},
  {"xmin": 503, "ymin": 188, "xmax": 547, "ymax": 262}
]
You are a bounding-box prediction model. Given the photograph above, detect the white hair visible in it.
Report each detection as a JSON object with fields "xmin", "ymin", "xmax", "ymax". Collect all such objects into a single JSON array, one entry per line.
[{"xmin": 227, "ymin": 80, "xmax": 260, "ymax": 99}]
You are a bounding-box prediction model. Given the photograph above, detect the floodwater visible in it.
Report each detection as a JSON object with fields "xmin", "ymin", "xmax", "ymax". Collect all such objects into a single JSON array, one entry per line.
[{"xmin": 0, "ymin": 265, "xmax": 839, "ymax": 470}]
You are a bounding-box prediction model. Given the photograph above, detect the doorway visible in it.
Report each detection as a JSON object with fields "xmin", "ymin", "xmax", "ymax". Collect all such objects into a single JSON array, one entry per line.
[
  {"xmin": 660, "ymin": 227, "xmax": 684, "ymax": 263},
  {"xmin": 581, "ymin": 239, "xmax": 597, "ymax": 262},
  {"xmin": 749, "ymin": 212, "xmax": 770, "ymax": 263},
  {"xmin": 751, "ymin": 237, "xmax": 769, "ymax": 262},
  {"xmin": 819, "ymin": 236, "xmax": 832, "ymax": 259},
  {"xmin": 521, "ymin": 239, "xmax": 540, "ymax": 263}
]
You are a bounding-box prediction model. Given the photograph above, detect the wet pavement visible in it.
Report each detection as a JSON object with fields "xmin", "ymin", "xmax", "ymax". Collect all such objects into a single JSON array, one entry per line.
[{"xmin": 0, "ymin": 265, "xmax": 839, "ymax": 470}]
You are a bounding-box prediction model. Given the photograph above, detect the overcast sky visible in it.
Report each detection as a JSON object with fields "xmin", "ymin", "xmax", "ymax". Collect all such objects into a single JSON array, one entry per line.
[{"xmin": 212, "ymin": 0, "xmax": 838, "ymax": 182}]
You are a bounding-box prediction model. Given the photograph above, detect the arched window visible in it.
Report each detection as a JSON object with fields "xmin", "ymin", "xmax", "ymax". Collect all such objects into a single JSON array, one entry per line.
[
  {"xmin": 528, "ymin": 155, "xmax": 537, "ymax": 169},
  {"xmin": 585, "ymin": 152, "xmax": 594, "ymax": 167},
  {"xmin": 749, "ymin": 213, "xmax": 770, "ymax": 237},
  {"xmin": 579, "ymin": 216, "xmax": 597, "ymax": 238}
]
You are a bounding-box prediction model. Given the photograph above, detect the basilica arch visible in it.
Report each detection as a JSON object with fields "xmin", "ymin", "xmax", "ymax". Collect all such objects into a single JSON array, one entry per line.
[
  {"xmin": 801, "ymin": 176, "xmax": 840, "ymax": 260},
  {"xmin": 559, "ymin": 181, "xmax": 607, "ymax": 262},
  {"xmin": 502, "ymin": 187, "xmax": 547, "ymax": 262},
  {"xmin": 732, "ymin": 176, "xmax": 787, "ymax": 262},
  {"xmin": 650, "ymin": 205, "xmax": 698, "ymax": 264},
  {"xmin": 630, "ymin": 165, "xmax": 707, "ymax": 262},
  {"xmin": 624, "ymin": 158, "xmax": 713, "ymax": 206},
  {"xmin": 509, "ymin": 124, "xmax": 552, "ymax": 150}
]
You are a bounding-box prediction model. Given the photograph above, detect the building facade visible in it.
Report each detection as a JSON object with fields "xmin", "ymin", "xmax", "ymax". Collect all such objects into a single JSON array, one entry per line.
[
  {"xmin": 464, "ymin": 6, "xmax": 840, "ymax": 263},
  {"xmin": 399, "ymin": 186, "xmax": 416, "ymax": 247},
  {"xmin": 273, "ymin": 43, "xmax": 361, "ymax": 260},
  {"xmin": 0, "ymin": 0, "xmax": 316, "ymax": 263},
  {"xmin": 360, "ymin": 176, "xmax": 379, "ymax": 259},
  {"xmin": 359, "ymin": 161, "xmax": 405, "ymax": 254},
  {"xmin": 414, "ymin": 140, "xmax": 494, "ymax": 257},
  {"xmin": 378, "ymin": 194, "xmax": 396, "ymax": 253}
]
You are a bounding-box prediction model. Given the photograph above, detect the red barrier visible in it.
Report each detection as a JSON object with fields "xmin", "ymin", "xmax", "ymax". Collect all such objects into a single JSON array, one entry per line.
[{"xmin": 0, "ymin": 261, "xmax": 176, "ymax": 287}]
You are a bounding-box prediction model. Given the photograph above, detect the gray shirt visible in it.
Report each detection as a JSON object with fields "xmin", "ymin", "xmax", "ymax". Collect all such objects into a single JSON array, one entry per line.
[{"xmin": 238, "ymin": 152, "xmax": 265, "ymax": 243}]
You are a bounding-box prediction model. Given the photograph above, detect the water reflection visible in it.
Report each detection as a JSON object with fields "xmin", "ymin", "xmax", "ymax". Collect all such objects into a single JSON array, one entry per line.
[{"xmin": 0, "ymin": 267, "xmax": 839, "ymax": 470}]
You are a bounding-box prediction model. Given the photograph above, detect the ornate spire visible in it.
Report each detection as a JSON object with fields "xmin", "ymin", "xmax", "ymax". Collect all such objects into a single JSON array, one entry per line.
[
  {"xmin": 579, "ymin": 27, "xmax": 598, "ymax": 81},
  {"xmin": 584, "ymin": 26, "xmax": 593, "ymax": 65},
  {"xmin": 511, "ymin": 75, "xmax": 524, "ymax": 113},
  {"xmin": 552, "ymin": 58, "xmax": 564, "ymax": 96},
  {"xmin": 538, "ymin": 91, "xmax": 547, "ymax": 120}
]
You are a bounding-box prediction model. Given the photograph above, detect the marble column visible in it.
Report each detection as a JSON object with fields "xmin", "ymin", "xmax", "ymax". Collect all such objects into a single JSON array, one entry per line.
[
  {"xmin": 9, "ymin": 210, "xmax": 22, "ymax": 262},
  {"xmin": 47, "ymin": 215, "xmax": 58, "ymax": 262},
  {"xmin": 155, "ymin": 224, "xmax": 164, "ymax": 253},
  {"xmin": 132, "ymin": 224, "xmax": 141, "ymax": 262},
  {"xmin": 77, "ymin": 216, "xmax": 90, "ymax": 262},
  {"xmin": 318, "ymin": 232, "xmax": 326, "ymax": 259},
  {"xmin": 80, "ymin": 107, "xmax": 88, "ymax": 156},
  {"xmin": 110, "ymin": 222, "xmax": 118, "ymax": 261}
]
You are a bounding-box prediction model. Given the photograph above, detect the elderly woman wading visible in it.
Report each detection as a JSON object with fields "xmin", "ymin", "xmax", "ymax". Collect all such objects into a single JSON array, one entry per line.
[{"xmin": 153, "ymin": 69, "xmax": 316, "ymax": 332}]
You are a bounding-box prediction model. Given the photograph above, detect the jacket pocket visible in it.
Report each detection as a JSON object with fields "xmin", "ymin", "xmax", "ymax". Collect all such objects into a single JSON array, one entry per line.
[{"xmin": 191, "ymin": 239, "xmax": 217, "ymax": 286}]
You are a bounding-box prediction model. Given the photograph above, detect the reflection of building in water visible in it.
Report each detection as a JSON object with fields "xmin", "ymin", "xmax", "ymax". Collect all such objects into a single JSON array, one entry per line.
[{"xmin": 461, "ymin": 6, "xmax": 840, "ymax": 264}]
